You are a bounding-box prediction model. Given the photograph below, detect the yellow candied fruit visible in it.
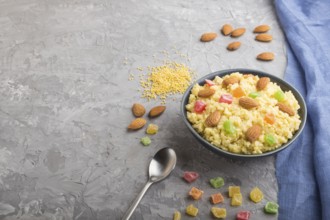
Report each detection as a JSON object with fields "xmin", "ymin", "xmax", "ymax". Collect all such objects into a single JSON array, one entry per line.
[
  {"xmin": 173, "ymin": 211, "xmax": 181, "ymax": 220},
  {"xmin": 231, "ymin": 193, "xmax": 243, "ymax": 206},
  {"xmin": 250, "ymin": 187, "xmax": 264, "ymax": 203},
  {"xmin": 228, "ymin": 186, "xmax": 241, "ymax": 197},
  {"xmin": 211, "ymin": 207, "xmax": 227, "ymax": 219},
  {"xmin": 189, "ymin": 187, "xmax": 204, "ymax": 200},
  {"xmin": 146, "ymin": 124, "xmax": 159, "ymax": 135},
  {"xmin": 186, "ymin": 204, "xmax": 198, "ymax": 217}
]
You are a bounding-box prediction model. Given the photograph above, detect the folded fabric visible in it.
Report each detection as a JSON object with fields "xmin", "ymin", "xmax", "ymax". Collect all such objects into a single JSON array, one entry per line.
[{"xmin": 275, "ymin": 0, "xmax": 330, "ymax": 219}]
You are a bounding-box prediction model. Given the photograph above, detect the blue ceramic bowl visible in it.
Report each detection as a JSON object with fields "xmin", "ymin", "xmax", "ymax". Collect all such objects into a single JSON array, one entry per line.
[{"xmin": 181, "ymin": 69, "xmax": 307, "ymax": 158}]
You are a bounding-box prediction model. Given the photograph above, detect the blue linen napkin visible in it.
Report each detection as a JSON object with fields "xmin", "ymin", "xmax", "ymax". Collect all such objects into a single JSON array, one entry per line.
[{"xmin": 275, "ymin": 0, "xmax": 330, "ymax": 219}]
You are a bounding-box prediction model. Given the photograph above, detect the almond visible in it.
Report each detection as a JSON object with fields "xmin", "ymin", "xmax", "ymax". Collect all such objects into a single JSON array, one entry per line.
[
  {"xmin": 222, "ymin": 76, "xmax": 240, "ymax": 87},
  {"xmin": 239, "ymin": 97, "xmax": 259, "ymax": 109},
  {"xmin": 149, "ymin": 106, "xmax": 166, "ymax": 117},
  {"xmin": 231, "ymin": 28, "xmax": 246, "ymax": 37},
  {"xmin": 198, "ymin": 88, "xmax": 215, "ymax": 98},
  {"xmin": 200, "ymin": 32, "xmax": 217, "ymax": 42},
  {"xmin": 246, "ymin": 124, "xmax": 262, "ymax": 142},
  {"xmin": 128, "ymin": 118, "xmax": 146, "ymax": 130},
  {"xmin": 256, "ymin": 77, "xmax": 270, "ymax": 90},
  {"xmin": 205, "ymin": 111, "xmax": 221, "ymax": 127},
  {"xmin": 255, "ymin": 34, "xmax": 273, "ymax": 42},
  {"xmin": 221, "ymin": 24, "xmax": 233, "ymax": 36},
  {"xmin": 277, "ymin": 103, "xmax": 295, "ymax": 116},
  {"xmin": 132, "ymin": 103, "xmax": 146, "ymax": 117},
  {"xmin": 227, "ymin": 41, "xmax": 241, "ymax": 51},
  {"xmin": 257, "ymin": 52, "xmax": 274, "ymax": 61},
  {"xmin": 253, "ymin": 25, "xmax": 270, "ymax": 33}
]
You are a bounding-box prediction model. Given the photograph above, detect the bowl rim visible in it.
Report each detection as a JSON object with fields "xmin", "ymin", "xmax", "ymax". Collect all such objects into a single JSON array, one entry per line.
[{"xmin": 181, "ymin": 68, "xmax": 307, "ymax": 158}]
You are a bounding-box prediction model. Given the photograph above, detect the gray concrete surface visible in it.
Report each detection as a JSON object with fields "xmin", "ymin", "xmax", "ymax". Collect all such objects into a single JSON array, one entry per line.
[{"xmin": 0, "ymin": 0, "xmax": 286, "ymax": 219}]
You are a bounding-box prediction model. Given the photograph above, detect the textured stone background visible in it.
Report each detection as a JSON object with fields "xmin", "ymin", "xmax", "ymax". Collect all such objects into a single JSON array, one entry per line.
[{"xmin": 0, "ymin": 0, "xmax": 286, "ymax": 219}]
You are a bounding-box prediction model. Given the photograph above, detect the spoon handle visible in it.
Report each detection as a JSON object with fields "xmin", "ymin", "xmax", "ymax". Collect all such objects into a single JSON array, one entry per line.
[{"xmin": 122, "ymin": 180, "xmax": 153, "ymax": 220}]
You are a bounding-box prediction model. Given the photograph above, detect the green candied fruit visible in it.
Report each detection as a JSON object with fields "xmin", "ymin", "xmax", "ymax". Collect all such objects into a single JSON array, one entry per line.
[
  {"xmin": 274, "ymin": 90, "xmax": 285, "ymax": 101},
  {"xmin": 210, "ymin": 177, "xmax": 225, "ymax": 189},
  {"xmin": 248, "ymin": 92, "xmax": 260, "ymax": 99},
  {"xmin": 264, "ymin": 201, "xmax": 279, "ymax": 214},
  {"xmin": 223, "ymin": 120, "xmax": 236, "ymax": 135},
  {"xmin": 140, "ymin": 136, "xmax": 151, "ymax": 146},
  {"xmin": 264, "ymin": 134, "xmax": 277, "ymax": 146}
]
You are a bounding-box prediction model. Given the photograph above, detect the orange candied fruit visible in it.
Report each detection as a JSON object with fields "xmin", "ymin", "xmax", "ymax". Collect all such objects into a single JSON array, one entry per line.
[
  {"xmin": 264, "ymin": 112, "xmax": 276, "ymax": 124},
  {"xmin": 210, "ymin": 193, "xmax": 224, "ymax": 204},
  {"xmin": 189, "ymin": 187, "xmax": 204, "ymax": 200},
  {"xmin": 243, "ymin": 74, "xmax": 254, "ymax": 78},
  {"xmin": 232, "ymin": 87, "xmax": 246, "ymax": 98}
]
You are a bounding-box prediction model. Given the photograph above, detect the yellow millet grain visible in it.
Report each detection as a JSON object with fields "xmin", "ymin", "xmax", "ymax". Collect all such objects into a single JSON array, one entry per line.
[{"xmin": 139, "ymin": 61, "xmax": 193, "ymax": 103}]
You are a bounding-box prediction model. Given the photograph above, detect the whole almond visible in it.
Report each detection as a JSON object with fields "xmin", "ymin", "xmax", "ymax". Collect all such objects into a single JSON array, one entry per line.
[
  {"xmin": 253, "ymin": 25, "xmax": 270, "ymax": 33},
  {"xmin": 246, "ymin": 124, "xmax": 262, "ymax": 142},
  {"xmin": 222, "ymin": 76, "xmax": 240, "ymax": 87},
  {"xmin": 231, "ymin": 28, "xmax": 246, "ymax": 37},
  {"xmin": 255, "ymin": 34, "xmax": 273, "ymax": 42},
  {"xmin": 277, "ymin": 103, "xmax": 295, "ymax": 116},
  {"xmin": 200, "ymin": 32, "xmax": 217, "ymax": 42},
  {"xmin": 128, "ymin": 118, "xmax": 146, "ymax": 130},
  {"xmin": 239, "ymin": 97, "xmax": 259, "ymax": 109},
  {"xmin": 221, "ymin": 24, "xmax": 233, "ymax": 36},
  {"xmin": 205, "ymin": 111, "xmax": 221, "ymax": 127},
  {"xmin": 256, "ymin": 77, "xmax": 270, "ymax": 90},
  {"xmin": 132, "ymin": 103, "xmax": 146, "ymax": 117},
  {"xmin": 257, "ymin": 52, "xmax": 274, "ymax": 61},
  {"xmin": 198, "ymin": 88, "xmax": 215, "ymax": 98},
  {"xmin": 227, "ymin": 41, "xmax": 241, "ymax": 51},
  {"xmin": 149, "ymin": 106, "xmax": 166, "ymax": 117}
]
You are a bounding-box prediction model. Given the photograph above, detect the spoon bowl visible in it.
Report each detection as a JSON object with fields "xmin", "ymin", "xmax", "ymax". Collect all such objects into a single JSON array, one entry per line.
[
  {"xmin": 149, "ymin": 147, "xmax": 177, "ymax": 182},
  {"xmin": 122, "ymin": 147, "xmax": 177, "ymax": 220}
]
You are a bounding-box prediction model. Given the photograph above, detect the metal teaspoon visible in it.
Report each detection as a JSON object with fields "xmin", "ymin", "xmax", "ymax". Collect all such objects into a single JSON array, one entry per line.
[{"xmin": 122, "ymin": 147, "xmax": 177, "ymax": 220}]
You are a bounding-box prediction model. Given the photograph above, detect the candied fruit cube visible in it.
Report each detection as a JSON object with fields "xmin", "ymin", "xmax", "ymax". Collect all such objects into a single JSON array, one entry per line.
[
  {"xmin": 189, "ymin": 187, "xmax": 204, "ymax": 200},
  {"xmin": 250, "ymin": 187, "xmax": 264, "ymax": 203},
  {"xmin": 232, "ymin": 87, "xmax": 246, "ymax": 98},
  {"xmin": 236, "ymin": 210, "xmax": 251, "ymax": 220},
  {"xmin": 146, "ymin": 124, "xmax": 159, "ymax": 134},
  {"xmin": 264, "ymin": 134, "xmax": 277, "ymax": 146},
  {"xmin": 186, "ymin": 204, "xmax": 198, "ymax": 217},
  {"xmin": 205, "ymin": 79, "xmax": 215, "ymax": 86},
  {"xmin": 140, "ymin": 136, "xmax": 151, "ymax": 146},
  {"xmin": 228, "ymin": 186, "xmax": 241, "ymax": 197},
  {"xmin": 211, "ymin": 207, "xmax": 226, "ymax": 219},
  {"xmin": 210, "ymin": 177, "xmax": 225, "ymax": 188},
  {"xmin": 248, "ymin": 92, "xmax": 260, "ymax": 99},
  {"xmin": 264, "ymin": 112, "xmax": 276, "ymax": 124},
  {"xmin": 183, "ymin": 171, "xmax": 199, "ymax": 183},
  {"xmin": 243, "ymin": 74, "xmax": 253, "ymax": 78},
  {"xmin": 264, "ymin": 201, "xmax": 279, "ymax": 214},
  {"xmin": 231, "ymin": 193, "xmax": 243, "ymax": 206},
  {"xmin": 223, "ymin": 120, "xmax": 236, "ymax": 135},
  {"xmin": 210, "ymin": 193, "xmax": 224, "ymax": 204},
  {"xmin": 173, "ymin": 211, "xmax": 181, "ymax": 220},
  {"xmin": 194, "ymin": 100, "xmax": 206, "ymax": 113},
  {"xmin": 274, "ymin": 90, "xmax": 285, "ymax": 101},
  {"xmin": 219, "ymin": 94, "xmax": 233, "ymax": 104}
]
